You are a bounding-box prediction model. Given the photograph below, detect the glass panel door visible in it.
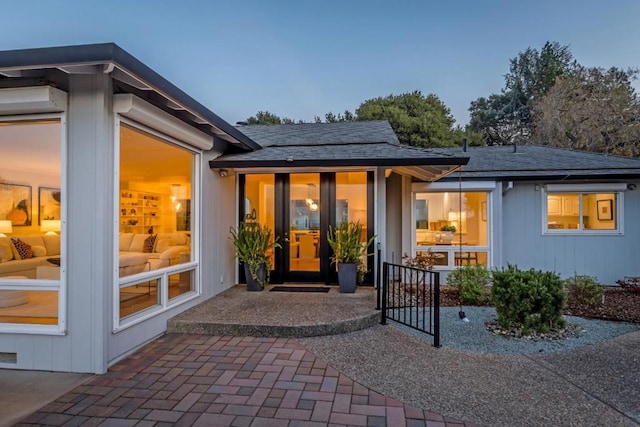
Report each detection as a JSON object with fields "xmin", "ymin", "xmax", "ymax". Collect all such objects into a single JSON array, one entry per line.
[{"xmin": 288, "ymin": 173, "xmax": 321, "ymax": 275}]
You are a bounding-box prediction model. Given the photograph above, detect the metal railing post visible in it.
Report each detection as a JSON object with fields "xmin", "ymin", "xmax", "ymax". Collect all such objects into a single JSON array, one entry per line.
[
  {"xmin": 376, "ymin": 243, "xmax": 381, "ymax": 310},
  {"xmin": 380, "ymin": 262, "xmax": 388, "ymax": 325},
  {"xmin": 433, "ymin": 272, "xmax": 441, "ymax": 348}
]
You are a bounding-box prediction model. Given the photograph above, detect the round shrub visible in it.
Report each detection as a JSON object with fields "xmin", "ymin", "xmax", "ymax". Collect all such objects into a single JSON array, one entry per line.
[
  {"xmin": 491, "ymin": 265, "xmax": 566, "ymax": 334},
  {"xmin": 565, "ymin": 275, "xmax": 603, "ymax": 306},
  {"xmin": 446, "ymin": 265, "xmax": 491, "ymax": 305}
]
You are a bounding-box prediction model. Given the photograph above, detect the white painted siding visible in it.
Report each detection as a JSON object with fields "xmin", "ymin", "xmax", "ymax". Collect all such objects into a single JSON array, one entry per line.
[{"xmin": 500, "ymin": 181, "xmax": 640, "ymax": 284}]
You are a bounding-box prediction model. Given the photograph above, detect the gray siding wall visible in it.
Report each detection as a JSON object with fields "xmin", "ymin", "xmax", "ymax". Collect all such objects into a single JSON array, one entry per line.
[
  {"xmin": 500, "ymin": 180, "xmax": 640, "ymax": 284},
  {"xmin": 384, "ymin": 172, "xmax": 403, "ymax": 264}
]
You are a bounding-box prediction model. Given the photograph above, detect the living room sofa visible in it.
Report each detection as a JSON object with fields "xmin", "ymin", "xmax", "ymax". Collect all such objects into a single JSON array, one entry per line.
[
  {"xmin": 0, "ymin": 232, "xmax": 190, "ymax": 279},
  {"xmin": 118, "ymin": 232, "xmax": 190, "ymax": 277},
  {"xmin": 0, "ymin": 234, "xmax": 60, "ymax": 279}
]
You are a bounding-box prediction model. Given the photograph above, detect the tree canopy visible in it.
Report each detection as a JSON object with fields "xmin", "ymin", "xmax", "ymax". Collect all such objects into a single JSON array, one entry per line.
[
  {"xmin": 532, "ymin": 66, "xmax": 640, "ymax": 157},
  {"xmin": 356, "ymin": 91, "xmax": 479, "ymax": 147},
  {"xmin": 469, "ymin": 41, "xmax": 576, "ymax": 145},
  {"xmin": 245, "ymin": 92, "xmax": 479, "ymax": 148},
  {"xmin": 245, "ymin": 111, "xmax": 296, "ymax": 125}
]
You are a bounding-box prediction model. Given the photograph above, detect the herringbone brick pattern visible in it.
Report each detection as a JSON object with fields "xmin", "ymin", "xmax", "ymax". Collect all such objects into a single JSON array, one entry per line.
[{"xmin": 16, "ymin": 334, "xmax": 478, "ymax": 426}]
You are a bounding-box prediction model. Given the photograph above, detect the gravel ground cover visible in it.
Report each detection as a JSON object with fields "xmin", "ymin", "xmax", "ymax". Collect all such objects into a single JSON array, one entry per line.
[{"xmin": 391, "ymin": 306, "xmax": 640, "ymax": 354}]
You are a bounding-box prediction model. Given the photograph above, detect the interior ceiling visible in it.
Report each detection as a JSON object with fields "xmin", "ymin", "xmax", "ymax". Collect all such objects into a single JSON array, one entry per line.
[
  {"xmin": 0, "ymin": 120, "xmax": 61, "ymax": 176},
  {"xmin": 120, "ymin": 125, "xmax": 192, "ymax": 183}
]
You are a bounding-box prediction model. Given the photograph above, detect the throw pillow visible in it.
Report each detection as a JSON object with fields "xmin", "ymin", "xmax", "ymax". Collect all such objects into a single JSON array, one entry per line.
[
  {"xmin": 143, "ymin": 234, "xmax": 157, "ymax": 253},
  {"xmin": 0, "ymin": 243, "xmax": 13, "ymax": 263},
  {"xmin": 31, "ymin": 245, "xmax": 47, "ymax": 257},
  {"xmin": 11, "ymin": 237, "xmax": 33, "ymax": 260}
]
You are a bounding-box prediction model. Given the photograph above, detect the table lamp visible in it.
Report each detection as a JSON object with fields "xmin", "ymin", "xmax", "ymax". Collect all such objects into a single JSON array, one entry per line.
[
  {"xmin": 41, "ymin": 220, "xmax": 61, "ymax": 236},
  {"xmin": 0, "ymin": 220, "xmax": 12, "ymax": 237}
]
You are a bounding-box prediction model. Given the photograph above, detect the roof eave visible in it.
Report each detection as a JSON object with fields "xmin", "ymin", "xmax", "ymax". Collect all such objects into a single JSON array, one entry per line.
[
  {"xmin": 209, "ymin": 156, "xmax": 469, "ymax": 169},
  {"xmin": 0, "ymin": 43, "xmax": 261, "ymax": 151}
]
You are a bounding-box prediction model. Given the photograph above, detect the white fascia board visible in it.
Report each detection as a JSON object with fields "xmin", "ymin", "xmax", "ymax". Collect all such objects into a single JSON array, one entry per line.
[
  {"xmin": 545, "ymin": 183, "xmax": 627, "ymax": 192},
  {"xmin": 113, "ymin": 94, "xmax": 213, "ymax": 150},
  {"xmin": 0, "ymin": 86, "xmax": 67, "ymax": 114},
  {"xmin": 412, "ymin": 180, "xmax": 497, "ymax": 192}
]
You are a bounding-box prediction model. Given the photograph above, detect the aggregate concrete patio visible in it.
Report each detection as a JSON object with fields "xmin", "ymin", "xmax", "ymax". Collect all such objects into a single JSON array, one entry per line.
[{"xmin": 167, "ymin": 285, "xmax": 380, "ymax": 337}]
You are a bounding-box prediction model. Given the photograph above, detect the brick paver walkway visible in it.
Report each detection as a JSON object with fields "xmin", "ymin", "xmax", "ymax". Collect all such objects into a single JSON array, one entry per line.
[{"xmin": 16, "ymin": 334, "xmax": 477, "ymax": 426}]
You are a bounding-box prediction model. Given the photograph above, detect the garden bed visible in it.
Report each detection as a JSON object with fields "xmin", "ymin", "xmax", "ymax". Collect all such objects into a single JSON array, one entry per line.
[{"xmin": 440, "ymin": 286, "xmax": 640, "ymax": 324}]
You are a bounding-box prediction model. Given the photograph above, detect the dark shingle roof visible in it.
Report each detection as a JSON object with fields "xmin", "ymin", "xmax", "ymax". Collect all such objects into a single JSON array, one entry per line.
[
  {"xmin": 444, "ymin": 145, "xmax": 640, "ymax": 180},
  {"xmin": 236, "ymin": 121, "xmax": 400, "ymax": 147},
  {"xmin": 210, "ymin": 121, "xmax": 468, "ymax": 168}
]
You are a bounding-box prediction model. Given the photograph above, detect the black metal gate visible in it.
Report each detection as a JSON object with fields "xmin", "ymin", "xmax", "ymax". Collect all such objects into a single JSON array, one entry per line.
[{"xmin": 379, "ymin": 262, "xmax": 440, "ymax": 347}]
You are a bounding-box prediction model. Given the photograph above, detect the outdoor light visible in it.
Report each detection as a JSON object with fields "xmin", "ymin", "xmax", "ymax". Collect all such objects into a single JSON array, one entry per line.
[
  {"xmin": 219, "ymin": 169, "xmax": 229, "ymax": 177},
  {"xmin": 40, "ymin": 220, "xmax": 61, "ymax": 236},
  {"xmin": 0, "ymin": 220, "xmax": 12, "ymax": 237}
]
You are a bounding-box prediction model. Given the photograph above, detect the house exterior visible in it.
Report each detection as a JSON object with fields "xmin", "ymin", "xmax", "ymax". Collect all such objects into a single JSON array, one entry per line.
[
  {"xmin": 0, "ymin": 43, "xmax": 468, "ymax": 373},
  {"xmin": 408, "ymin": 145, "xmax": 640, "ymax": 284},
  {"xmin": 0, "ymin": 43, "xmax": 638, "ymax": 374}
]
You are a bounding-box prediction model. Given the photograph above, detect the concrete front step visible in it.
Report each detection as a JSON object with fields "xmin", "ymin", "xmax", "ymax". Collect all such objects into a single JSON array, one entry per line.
[
  {"xmin": 167, "ymin": 284, "xmax": 380, "ymax": 338},
  {"xmin": 167, "ymin": 311, "xmax": 380, "ymax": 337}
]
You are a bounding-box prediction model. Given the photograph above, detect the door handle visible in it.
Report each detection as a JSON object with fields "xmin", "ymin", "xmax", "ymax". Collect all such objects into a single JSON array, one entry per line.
[{"xmin": 283, "ymin": 232, "xmax": 290, "ymax": 243}]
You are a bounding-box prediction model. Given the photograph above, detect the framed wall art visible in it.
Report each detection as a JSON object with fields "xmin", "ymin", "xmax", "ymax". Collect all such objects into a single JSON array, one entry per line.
[
  {"xmin": 597, "ymin": 199, "xmax": 613, "ymax": 221},
  {"xmin": 0, "ymin": 183, "xmax": 32, "ymax": 226},
  {"xmin": 38, "ymin": 187, "xmax": 61, "ymax": 225}
]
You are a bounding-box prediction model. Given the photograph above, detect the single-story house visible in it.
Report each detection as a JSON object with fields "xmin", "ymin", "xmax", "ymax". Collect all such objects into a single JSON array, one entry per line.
[
  {"xmin": 0, "ymin": 43, "xmax": 468, "ymax": 373},
  {"xmin": 0, "ymin": 43, "xmax": 638, "ymax": 373}
]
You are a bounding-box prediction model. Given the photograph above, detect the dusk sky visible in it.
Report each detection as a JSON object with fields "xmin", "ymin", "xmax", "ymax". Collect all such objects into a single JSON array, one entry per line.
[{"xmin": 2, "ymin": 1, "xmax": 639, "ymax": 126}]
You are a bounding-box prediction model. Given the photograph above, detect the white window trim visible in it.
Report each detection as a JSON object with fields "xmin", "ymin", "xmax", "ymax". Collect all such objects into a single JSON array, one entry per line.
[
  {"xmin": 113, "ymin": 94, "xmax": 213, "ymax": 150},
  {"xmin": 112, "ymin": 115, "xmax": 202, "ymax": 332},
  {"xmin": 0, "ymin": 112, "xmax": 67, "ymax": 335},
  {"xmin": 542, "ymin": 184, "xmax": 625, "ymax": 235},
  {"xmin": 411, "ymin": 188, "xmax": 493, "ymax": 269}
]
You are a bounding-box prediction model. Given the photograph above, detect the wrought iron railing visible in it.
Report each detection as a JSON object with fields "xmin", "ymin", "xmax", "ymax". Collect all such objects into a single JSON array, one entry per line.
[{"xmin": 380, "ymin": 262, "xmax": 440, "ymax": 347}]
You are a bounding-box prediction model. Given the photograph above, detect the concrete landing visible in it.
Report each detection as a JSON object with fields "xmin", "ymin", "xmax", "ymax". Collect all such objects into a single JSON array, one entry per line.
[{"xmin": 167, "ymin": 285, "xmax": 379, "ymax": 337}]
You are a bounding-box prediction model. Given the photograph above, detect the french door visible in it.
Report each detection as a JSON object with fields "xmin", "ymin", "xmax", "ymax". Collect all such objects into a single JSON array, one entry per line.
[{"xmin": 239, "ymin": 171, "xmax": 373, "ymax": 284}]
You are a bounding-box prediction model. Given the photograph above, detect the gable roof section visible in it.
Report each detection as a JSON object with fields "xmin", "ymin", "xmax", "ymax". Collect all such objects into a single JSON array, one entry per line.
[
  {"xmin": 0, "ymin": 43, "xmax": 259, "ymax": 151},
  {"xmin": 237, "ymin": 121, "xmax": 401, "ymax": 146},
  {"xmin": 209, "ymin": 121, "xmax": 469, "ymax": 181},
  {"xmin": 444, "ymin": 145, "xmax": 640, "ymax": 180}
]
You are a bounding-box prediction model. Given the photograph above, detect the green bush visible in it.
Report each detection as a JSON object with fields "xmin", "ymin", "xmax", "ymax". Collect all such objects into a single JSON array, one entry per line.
[
  {"xmin": 447, "ymin": 265, "xmax": 491, "ymax": 305},
  {"xmin": 565, "ymin": 275, "xmax": 603, "ymax": 306},
  {"xmin": 491, "ymin": 265, "xmax": 566, "ymax": 334}
]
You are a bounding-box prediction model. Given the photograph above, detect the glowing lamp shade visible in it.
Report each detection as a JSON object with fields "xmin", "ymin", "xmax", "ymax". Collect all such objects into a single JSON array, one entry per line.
[
  {"xmin": 41, "ymin": 220, "xmax": 61, "ymax": 235},
  {"xmin": 0, "ymin": 220, "xmax": 12, "ymax": 237}
]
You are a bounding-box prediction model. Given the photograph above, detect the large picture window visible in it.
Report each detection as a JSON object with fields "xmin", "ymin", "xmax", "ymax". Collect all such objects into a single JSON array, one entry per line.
[
  {"xmin": 116, "ymin": 122, "xmax": 198, "ymax": 327},
  {"xmin": 0, "ymin": 117, "xmax": 65, "ymax": 332},
  {"xmin": 544, "ymin": 184, "xmax": 624, "ymax": 234},
  {"xmin": 414, "ymin": 191, "xmax": 489, "ymax": 268}
]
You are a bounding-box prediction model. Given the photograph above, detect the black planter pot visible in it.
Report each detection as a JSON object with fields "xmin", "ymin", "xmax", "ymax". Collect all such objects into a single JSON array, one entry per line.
[
  {"xmin": 243, "ymin": 263, "xmax": 266, "ymax": 291},
  {"xmin": 337, "ymin": 262, "xmax": 357, "ymax": 293}
]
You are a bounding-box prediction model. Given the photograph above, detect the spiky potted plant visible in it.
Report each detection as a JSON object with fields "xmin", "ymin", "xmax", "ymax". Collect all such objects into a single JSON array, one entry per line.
[
  {"xmin": 327, "ymin": 221, "xmax": 375, "ymax": 293},
  {"xmin": 229, "ymin": 221, "xmax": 281, "ymax": 291}
]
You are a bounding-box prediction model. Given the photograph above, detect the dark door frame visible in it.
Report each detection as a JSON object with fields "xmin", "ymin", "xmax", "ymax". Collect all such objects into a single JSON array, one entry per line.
[{"xmin": 238, "ymin": 171, "xmax": 375, "ymax": 285}]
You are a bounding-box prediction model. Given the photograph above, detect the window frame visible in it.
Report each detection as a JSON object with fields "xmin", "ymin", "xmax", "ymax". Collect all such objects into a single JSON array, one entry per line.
[
  {"xmin": 112, "ymin": 116, "xmax": 201, "ymax": 332},
  {"xmin": 0, "ymin": 113, "xmax": 67, "ymax": 335},
  {"xmin": 411, "ymin": 181, "xmax": 495, "ymax": 270},
  {"xmin": 542, "ymin": 183, "xmax": 626, "ymax": 236}
]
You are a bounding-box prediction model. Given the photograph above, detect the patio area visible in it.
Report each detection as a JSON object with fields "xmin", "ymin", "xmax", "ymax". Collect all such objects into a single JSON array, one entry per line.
[{"xmin": 167, "ymin": 285, "xmax": 379, "ymax": 338}]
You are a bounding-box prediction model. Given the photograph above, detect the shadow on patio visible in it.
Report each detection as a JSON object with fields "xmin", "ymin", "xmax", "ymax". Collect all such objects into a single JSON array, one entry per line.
[{"xmin": 167, "ymin": 285, "xmax": 378, "ymax": 337}]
